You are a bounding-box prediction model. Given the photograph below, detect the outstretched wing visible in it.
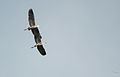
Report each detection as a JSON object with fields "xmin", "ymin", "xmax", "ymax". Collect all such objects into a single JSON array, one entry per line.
[
  {"xmin": 37, "ymin": 45, "xmax": 46, "ymax": 55},
  {"xmin": 34, "ymin": 35, "xmax": 46, "ymax": 56},
  {"xmin": 28, "ymin": 9, "xmax": 35, "ymax": 26},
  {"xmin": 28, "ymin": 9, "xmax": 41, "ymax": 36}
]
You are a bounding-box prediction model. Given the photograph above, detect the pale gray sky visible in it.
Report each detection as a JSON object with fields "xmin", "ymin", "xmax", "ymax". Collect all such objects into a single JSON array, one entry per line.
[{"xmin": 0, "ymin": 0, "xmax": 120, "ymax": 77}]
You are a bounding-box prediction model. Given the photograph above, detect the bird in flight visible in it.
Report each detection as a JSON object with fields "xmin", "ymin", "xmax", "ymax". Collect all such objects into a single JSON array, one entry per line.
[{"xmin": 24, "ymin": 9, "xmax": 46, "ymax": 56}]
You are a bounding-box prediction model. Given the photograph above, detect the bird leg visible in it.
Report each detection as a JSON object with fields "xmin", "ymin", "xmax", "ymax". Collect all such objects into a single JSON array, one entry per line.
[
  {"xmin": 24, "ymin": 25, "xmax": 40, "ymax": 31},
  {"xmin": 31, "ymin": 42, "xmax": 47, "ymax": 48}
]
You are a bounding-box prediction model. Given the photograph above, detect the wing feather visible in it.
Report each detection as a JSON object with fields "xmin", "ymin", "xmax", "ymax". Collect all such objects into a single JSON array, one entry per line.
[
  {"xmin": 28, "ymin": 9, "xmax": 35, "ymax": 26},
  {"xmin": 34, "ymin": 34, "xmax": 46, "ymax": 56},
  {"xmin": 37, "ymin": 45, "xmax": 46, "ymax": 56}
]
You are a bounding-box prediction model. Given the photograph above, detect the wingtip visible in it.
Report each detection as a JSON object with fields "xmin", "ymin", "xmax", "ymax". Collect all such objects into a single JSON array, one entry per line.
[
  {"xmin": 29, "ymin": 8, "xmax": 33, "ymax": 11},
  {"xmin": 37, "ymin": 46, "xmax": 47, "ymax": 56},
  {"xmin": 41, "ymin": 53, "xmax": 46, "ymax": 56},
  {"xmin": 29, "ymin": 9, "xmax": 33, "ymax": 12},
  {"xmin": 40, "ymin": 51, "xmax": 46, "ymax": 56}
]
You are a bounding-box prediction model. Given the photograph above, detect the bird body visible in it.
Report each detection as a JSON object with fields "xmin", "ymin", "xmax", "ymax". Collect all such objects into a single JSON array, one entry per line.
[{"xmin": 25, "ymin": 9, "xmax": 46, "ymax": 56}]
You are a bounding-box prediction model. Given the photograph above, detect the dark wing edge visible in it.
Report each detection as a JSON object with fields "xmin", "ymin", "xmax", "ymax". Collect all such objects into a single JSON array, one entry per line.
[
  {"xmin": 37, "ymin": 45, "xmax": 46, "ymax": 56},
  {"xmin": 28, "ymin": 9, "xmax": 35, "ymax": 26}
]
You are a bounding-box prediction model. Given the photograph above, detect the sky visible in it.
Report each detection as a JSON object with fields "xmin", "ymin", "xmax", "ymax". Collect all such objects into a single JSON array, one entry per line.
[{"xmin": 0, "ymin": 0, "xmax": 120, "ymax": 77}]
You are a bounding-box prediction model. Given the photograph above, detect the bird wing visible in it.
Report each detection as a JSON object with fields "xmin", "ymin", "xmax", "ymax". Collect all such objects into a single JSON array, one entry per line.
[
  {"xmin": 34, "ymin": 35, "xmax": 46, "ymax": 56},
  {"xmin": 28, "ymin": 9, "xmax": 41, "ymax": 37},
  {"xmin": 28, "ymin": 9, "xmax": 35, "ymax": 26},
  {"xmin": 37, "ymin": 45, "xmax": 46, "ymax": 56}
]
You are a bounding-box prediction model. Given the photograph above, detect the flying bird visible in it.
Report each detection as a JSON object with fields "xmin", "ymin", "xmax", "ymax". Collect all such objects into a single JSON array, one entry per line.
[{"xmin": 24, "ymin": 9, "xmax": 46, "ymax": 56}]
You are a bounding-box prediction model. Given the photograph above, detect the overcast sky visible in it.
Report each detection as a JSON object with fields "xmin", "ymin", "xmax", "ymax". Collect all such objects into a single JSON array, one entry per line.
[{"xmin": 0, "ymin": 0, "xmax": 120, "ymax": 77}]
